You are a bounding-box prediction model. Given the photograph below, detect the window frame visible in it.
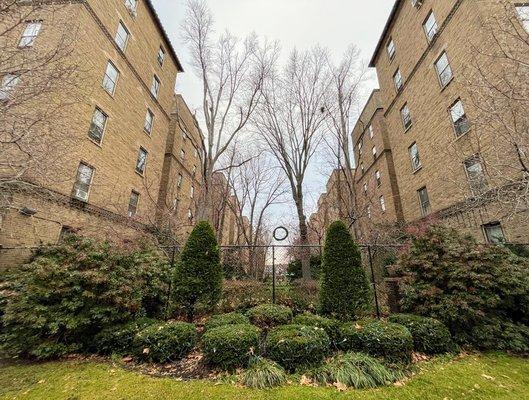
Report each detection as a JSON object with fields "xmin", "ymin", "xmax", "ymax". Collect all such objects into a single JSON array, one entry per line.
[
  {"xmin": 135, "ymin": 147, "xmax": 148, "ymax": 175},
  {"xmin": 124, "ymin": 0, "xmax": 138, "ymax": 15},
  {"xmin": 150, "ymin": 75, "xmax": 160, "ymax": 99},
  {"xmin": 423, "ymin": 11, "xmax": 439, "ymax": 42},
  {"xmin": 482, "ymin": 222, "xmax": 506, "ymax": 244},
  {"xmin": 449, "ymin": 98, "xmax": 470, "ymax": 137},
  {"xmin": 464, "ymin": 154, "xmax": 488, "ymax": 196},
  {"xmin": 386, "ymin": 38, "xmax": 396, "ymax": 60},
  {"xmin": 375, "ymin": 170, "xmax": 381, "ymax": 187},
  {"xmin": 144, "ymin": 108, "xmax": 154, "ymax": 134},
  {"xmin": 88, "ymin": 107, "xmax": 108, "ymax": 145},
  {"xmin": 401, "ymin": 103, "xmax": 412, "ymax": 131},
  {"xmin": 102, "ymin": 61, "xmax": 119, "ymax": 95},
  {"xmin": 115, "ymin": 21, "xmax": 130, "ymax": 52},
  {"xmin": 128, "ymin": 190, "xmax": 140, "ymax": 217},
  {"xmin": 72, "ymin": 162, "xmax": 95, "ymax": 202},
  {"xmin": 434, "ymin": 51, "xmax": 453, "ymax": 88},
  {"xmin": 380, "ymin": 195, "xmax": 386, "ymax": 212},
  {"xmin": 0, "ymin": 74, "xmax": 20, "ymax": 101},
  {"xmin": 368, "ymin": 124, "xmax": 374, "ymax": 139},
  {"xmin": 19, "ymin": 20, "xmax": 42, "ymax": 48},
  {"xmin": 515, "ymin": 4, "xmax": 529, "ymax": 33},
  {"xmin": 417, "ymin": 186, "xmax": 431, "ymax": 216},
  {"xmin": 409, "ymin": 142, "xmax": 422, "ymax": 172},
  {"xmin": 393, "ymin": 68, "xmax": 403, "ymax": 92},
  {"xmin": 157, "ymin": 46, "xmax": 166, "ymax": 66}
]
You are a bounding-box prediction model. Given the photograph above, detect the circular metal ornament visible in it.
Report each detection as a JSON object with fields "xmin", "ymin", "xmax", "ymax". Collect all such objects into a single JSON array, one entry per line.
[{"xmin": 273, "ymin": 226, "xmax": 289, "ymax": 242}]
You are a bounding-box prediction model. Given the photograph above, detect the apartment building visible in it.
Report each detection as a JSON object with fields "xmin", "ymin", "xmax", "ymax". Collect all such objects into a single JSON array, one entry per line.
[{"xmin": 0, "ymin": 0, "xmax": 204, "ymax": 266}]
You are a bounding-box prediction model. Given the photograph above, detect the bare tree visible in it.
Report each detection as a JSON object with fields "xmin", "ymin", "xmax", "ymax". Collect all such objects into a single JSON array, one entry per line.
[
  {"xmin": 447, "ymin": 1, "xmax": 529, "ymax": 223},
  {"xmin": 227, "ymin": 149, "xmax": 287, "ymax": 278},
  {"xmin": 254, "ymin": 47, "xmax": 330, "ymax": 279},
  {"xmin": 182, "ymin": 0, "xmax": 278, "ymax": 223},
  {"xmin": 0, "ymin": 1, "xmax": 82, "ymax": 204}
]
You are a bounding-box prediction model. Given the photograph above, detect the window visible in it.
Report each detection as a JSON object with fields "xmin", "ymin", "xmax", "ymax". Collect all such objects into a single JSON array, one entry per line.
[
  {"xmin": 358, "ymin": 139, "xmax": 363, "ymax": 154},
  {"xmin": 360, "ymin": 162, "xmax": 365, "ymax": 174},
  {"xmin": 128, "ymin": 191, "xmax": 139, "ymax": 216},
  {"xmin": 115, "ymin": 22, "xmax": 129, "ymax": 51},
  {"xmin": 417, "ymin": 186, "xmax": 431, "ymax": 216},
  {"xmin": 188, "ymin": 208, "xmax": 193, "ymax": 220},
  {"xmin": 363, "ymin": 182, "xmax": 368, "ymax": 194},
  {"xmin": 190, "ymin": 186, "xmax": 194, "ymax": 198},
  {"xmin": 367, "ymin": 205, "xmax": 372, "ymax": 219},
  {"xmin": 368, "ymin": 124, "xmax": 374, "ymax": 139},
  {"xmin": 372, "ymin": 146, "xmax": 377, "ymax": 160},
  {"xmin": 124, "ymin": 0, "xmax": 137, "ymax": 14},
  {"xmin": 483, "ymin": 222, "xmax": 505, "ymax": 244},
  {"xmin": 464, "ymin": 155, "xmax": 488, "ymax": 195},
  {"xmin": 516, "ymin": 5, "xmax": 529, "ymax": 33},
  {"xmin": 386, "ymin": 38, "xmax": 396, "ymax": 60},
  {"xmin": 157, "ymin": 46, "xmax": 166, "ymax": 66},
  {"xmin": 0, "ymin": 74, "xmax": 20, "ymax": 101},
  {"xmin": 177, "ymin": 173, "xmax": 183, "ymax": 188},
  {"xmin": 88, "ymin": 108, "xmax": 107, "ymax": 144},
  {"xmin": 192, "ymin": 165, "xmax": 197, "ymax": 175},
  {"xmin": 409, "ymin": 142, "xmax": 422, "ymax": 171},
  {"xmin": 375, "ymin": 170, "xmax": 381, "ymax": 186},
  {"xmin": 423, "ymin": 11, "xmax": 438, "ymax": 42},
  {"xmin": 150, "ymin": 75, "xmax": 160, "ymax": 98},
  {"xmin": 72, "ymin": 163, "xmax": 94, "ymax": 201},
  {"xmin": 412, "ymin": 0, "xmax": 424, "ymax": 8},
  {"xmin": 144, "ymin": 109, "xmax": 154, "ymax": 134},
  {"xmin": 435, "ymin": 52, "xmax": 453, "ymax": 87},
  {"xmin": 380, "ymin": 195, "xmax": 386, "ymax": 212},
  {"xmin": 393, "ymin": 69, "xmax": 403, "ymax": 92},
  {"xmin": 19, "ymin": 21, "xmax": 42, "ymax": 47},
  {"xmin": 135, "ymin": 147, "xmax": 148, "ymax": 174},
  {"xmin": 180, "ymin": 149, "xmax": 185, "ymax": 161},
  {"xmin": 182, "ymin": 131, "xmax": 187, "ymax": 141},
  {"xmin": 102, "ymin": 61, "xmax": 119, "ymax": 95},
  {"xmin": 449, "ymin": 99, "xmax": 470, "ymax": 136},
  {"xmin": 401, "ymin": 103, "xmax": 412, "ymax": 130}
]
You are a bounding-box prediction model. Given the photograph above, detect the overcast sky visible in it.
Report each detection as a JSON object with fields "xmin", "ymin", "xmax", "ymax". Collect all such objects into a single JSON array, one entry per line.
[{"xmin": 151, "ymin": 0, "xmax": 395, "ymax": 229}]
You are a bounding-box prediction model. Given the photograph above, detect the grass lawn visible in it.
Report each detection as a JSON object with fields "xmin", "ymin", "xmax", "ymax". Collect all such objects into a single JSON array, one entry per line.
[{"xmin": 1, "ymin": 353, "xmax": 528, "ymax": 400}]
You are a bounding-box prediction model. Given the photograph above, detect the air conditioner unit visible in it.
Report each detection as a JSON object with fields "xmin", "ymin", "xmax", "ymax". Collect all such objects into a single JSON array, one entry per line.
[{"xmin": 74, "ymin": 188, "xmax": 88, "ymax": 201}]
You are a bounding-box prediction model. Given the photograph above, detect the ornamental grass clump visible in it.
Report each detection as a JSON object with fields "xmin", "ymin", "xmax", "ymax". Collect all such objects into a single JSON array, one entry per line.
[
  {"xmin": 203, "ymin": 312, "xmax": 250, "ymax": 332},
  {"xmin": 247, "ymin": 304, "xmax": 293, "ymax": 329},
  {"xmin": 340, "ymin": 320, "xmax": 413, "ymax": 364},
  {"xmin": 265, "ymin": 324, "xmax": 330, "ymax": 372},
  {"xmin": 388, "ymin": 314, "xmax": 455, "ymax": 354},
  {"xmin": 241, "ymin": 357, "xmax": 287, "ymax": 389},
  {"xmin": 310, "ymin": 352, "xmax": 402, "ymax": 389},
  {"xmin": 172, "ymin": 221, "xmax": 222, "ymax": 321},
  {"xmin": 133, "ymin": 321, "xmax": 197, "ymax": 363},
  {"xmin": 319, "ymin": 221, "xmax": 371, "ymax": 321},
  {"xmin": 201, "ymin": 324, "xmax": 261, "ymax": 370}
]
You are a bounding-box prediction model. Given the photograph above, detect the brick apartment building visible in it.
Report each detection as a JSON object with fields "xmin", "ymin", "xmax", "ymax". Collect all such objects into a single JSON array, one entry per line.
[
  {"xmin": 0, "ymin": 0, "xmax": 222, "ymax": 267},
  {"xmin": 312, "ymin": 0, "xmax": 529, "ymax": 244}
]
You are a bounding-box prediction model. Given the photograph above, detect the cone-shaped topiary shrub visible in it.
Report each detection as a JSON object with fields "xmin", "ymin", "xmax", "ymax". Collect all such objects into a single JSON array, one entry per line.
[
  {"xmin": 133, "ymin": 321, "xmax": 197, "ymax": 363},
  {"xmin": 247, "ymin": 304, "xmax": 293, "ymax": 329},
  {"xmin": 241, "ymin": 357, "xmax": 288, "ymax": 389},
  {"xmin": 388, "ymin": 314, "xmax": 455, "ymax": 355},
  {"xmin": 203, "ymin": 312, "xmax": 250, "ymax": 332},
  {"xmin": 172, "ymin": 221, "xmax": 222, "ymax": 320},
  {"xmin": 201, "ymin": 324, "xmax": 261, "ymax": 370},
  {"xmin": 340, "ymin": 319, "xmax": 413, "ymax": 364},
  {"xmin": 309, "ymin": 352, "xmax": 403, "ymax": 389},
  {"xmin": 292, "ymin": 312, "xmax": 342, "ymax": 347},
  {"xmin": 265, "ymin": 324, "xmax": 330, "ymax": 371},
  {"xmin": 319, "ymin": 221, "xmax": 371, "ymax": 321}
]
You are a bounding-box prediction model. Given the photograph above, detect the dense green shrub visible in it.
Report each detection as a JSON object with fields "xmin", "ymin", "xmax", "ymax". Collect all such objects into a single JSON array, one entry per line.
[
  {"xmin": 310, "ymin": 352, "xmax": 402, "ymax": 389},
  {"xmin": 292, "ymin": 312, "xmax": 341, "ymax": 347},
  {"xmin": 201, "ymin": 324, "xmax": 260, "ymax": 370},
  {"xmin": 247, "ymin": 304, "xmax": 293, "ymax": 329},
  {"xmin": 286, "ymin": 255, "xmax": 321, "ymax": 280},
  {"xmin": 265, "ymin": 324, "xmax": 330, "ymax": 371},
  {"xmin": 0, "ymin": 235, "xmax": 170, "ymax": 360},
  {"xmin": 388, "ymin": 314, "xmax": 454, "ymax": 354},
  {"xmin": 172, "ymin": 221, "xmax": 223, "ymax": 320},
  {"xmin": 319, "ymin": 221, "xmax": 371, "ymax": 321},
  {"xmin": 241, "ymin": 357, "xmax": 287, "ymax": 389},
  {"xmin": 203, "ymin": 312, "xmax": 250, "ymax": 332},
  {"xmin": 133, "ymin": 321, "xmax": 197, "ymax": 363},
  {"xmin": 340, "ymin": 320, "xmax": 413, "ymax": 363},
  {"xmin": 398, "ymin": 226, "xmax": 529, "ymax": 351},
  {"xmin": 94, "ymin": 318, "xmax": 156, "ymax": 355},
  {"xmin": 217, "ymin": 281, "xmax": 269, "ymax": 313},
  {"xmin": 277, "ymin": 280, "xmax": 320, "ymax": 315}
]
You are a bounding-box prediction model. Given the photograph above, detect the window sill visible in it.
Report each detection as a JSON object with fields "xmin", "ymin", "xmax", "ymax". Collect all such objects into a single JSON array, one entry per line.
[
  {"xmin": 440, "ymin": 77, "xmax": 454, "ymax": 92},
  {"xmin": 412, "ymin": 166, "xmax": 423, "ymax": 174},
  {"xmin": 404, "ymin": 124, "xmax": 413, "ymax": 133},
  {"xmin": 135, "ymin": 170, "xmax": 145, "ymax": 178},
  {"xmin": 88, "ymin": 137, "xmax": 103, "ymax": 148},
  {"xmin": 453, "ymin": 127, "xmax": 472, "ymax": 142},
  {"xmin": 102, "ymin": 85, "xmax": 116, "ymax": 99},
  {"xmin": 143, "ymin": 128, "xmax": 152, "ymax": 137}
]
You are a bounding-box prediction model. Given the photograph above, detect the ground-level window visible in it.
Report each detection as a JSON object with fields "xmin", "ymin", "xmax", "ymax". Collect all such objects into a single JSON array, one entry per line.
[
  {"xmin": 128, "ymin": 191, "xmax": 140, "ymax": 216},
  {"xmin": 483, "ymin": 222, "xmax": 505, "ymax": 244}
]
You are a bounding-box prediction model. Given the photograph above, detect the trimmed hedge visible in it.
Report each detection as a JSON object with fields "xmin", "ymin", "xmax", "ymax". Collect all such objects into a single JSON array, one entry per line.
[
  {"xmin": 265, "ymin": 324, "xmax": 330, "ymax": 371},
  {"xmin": 247, "ymin": 304, "xmax": 293, "ymax": 329},
  {"xmin": 319, "ymin": 221, "xmax": 371, "ymax": 320},
  {"xmin": 133, "ymin": 321, "xmax": 197, "ymax": 363},
  {"xmin": 292, "ymin": 312, "xmax": 341, "ymax": 346},
  {"xmin": 204, "ymin": 312, "xmax": 250, "ymax": 332},
  {"xmin": 388, "ymin": 314, "xmax": 454, "ymax": 354},
  {"xmin": 340, "ymin": 320, "xmax": 413, "ymax": 363},
  {"xmin": 201, "ymin": 324, "xmax": 261, "ymax": 370},
  {"xmin": 94, "ymin": 318, "xmax": 155, "ymax": 355}
]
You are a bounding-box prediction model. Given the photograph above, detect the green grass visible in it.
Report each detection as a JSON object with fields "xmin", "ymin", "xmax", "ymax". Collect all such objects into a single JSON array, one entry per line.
[{"xmin": 1, "ymin": 353, "xmax": 528, "ymax": 399}]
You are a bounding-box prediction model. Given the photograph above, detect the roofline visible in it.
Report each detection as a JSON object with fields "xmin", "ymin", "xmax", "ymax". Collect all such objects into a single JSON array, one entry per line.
[
  {"xmin": 369, "ymin": 0, "xmax": 401, "ymax": 68},
  {"xmin": 145, "ymin": 0, "xmax": 184, "ymax": 72}
]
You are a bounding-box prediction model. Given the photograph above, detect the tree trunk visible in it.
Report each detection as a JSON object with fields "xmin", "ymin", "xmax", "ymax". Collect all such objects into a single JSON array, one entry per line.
[{"xmin": 294, "ymin": 190, "xmax": 311, "ymax": 280}]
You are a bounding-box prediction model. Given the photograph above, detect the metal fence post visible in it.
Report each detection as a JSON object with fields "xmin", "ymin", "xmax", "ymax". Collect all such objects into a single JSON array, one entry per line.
[
  {"xmin": 272, "ymin": 245, "xmax": 276, "ymax": 304},
  {"xmin": 367, "ymin": 245, "xmax": 381, "ymax": 319}
]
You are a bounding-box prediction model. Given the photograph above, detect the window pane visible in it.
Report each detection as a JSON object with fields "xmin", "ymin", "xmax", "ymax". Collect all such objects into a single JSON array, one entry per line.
[
  {"xmin": 387, "ymin": 39, "xmax": 395, "ymax": 59},
  {"xmin": 380, "ymin": 196, "xmax": 386, "ymax": 211},
  {"xmin": 144, "ymin": 109, "xmax": 154, "ymax": 133},
  {"xmin": 418, "ymin": 187, "xmax": 431, "ymax": 215},
  {"xmin": 516, "ymin": 5, "xmax": 529, "ymax": 32},
  {"xmin": 158, "ymin": 47, "xmax": 165, "ymax": 66},
  {"xmin": 128, "ymin": 191, "xmax": 139, "ymax": 216},
  {"xmin": 465, "ymin": 156, "xmax": 487, "ymax": 194},
  {"xmin": 103, "ymin": 62, "xmax": 119, "ymax": 94},
  {"xmin": 368, "ymin": 124, "xmax": 374, "ymax": 138},
  {"xmin": 88, "ymin": 108, "xmax": 107, "ymax": 143},
  {"xmin": 125, "ymin": 0, "xmax": 137, "ymax": 12},
  {"xmin": 151, "ymin": 76, "xmax": 160, "ymax": 98},
  {"xmin": 0, "ymin": 74, "xmax": 20, "ymax": 100},
  {"xmin": 401, "ymin": 104, "xmax": 412, "ymax": 129},
  {"xmin": 136, "ymin": 148, "xmax": 147, "ymax": 174},
  {"xmin": 435, "ymin": 53, "xmax": 453, "ymax": 86},
  {"xmin": 394, "ymin": 69, "xmax": 402, "ymax": 90},
  {"xmin": 19, "ymin": 21, "xmax": 42, "ymax": 47},
  {"xmin": 115, "ymin": 22, "xmax": 129, "ymax": 51},
  {"xmin": 424, "ymin": 12, "xmax": 438, "ymax": 41},
  {"xmin": 410, "ymin": 143, "xmax": 421, "ymax": 170},
  {"xmin": 73, "ymin": 163, "xmax": 93, "ymax": 201},
  {"xmin": 484, "ymin": 223, "xmax": 505, "ymax": 244}
]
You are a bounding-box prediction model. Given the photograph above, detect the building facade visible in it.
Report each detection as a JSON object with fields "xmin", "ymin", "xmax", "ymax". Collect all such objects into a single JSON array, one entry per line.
[{"xmin": 0, "ymin": 0, "xmax": 205, "ymax": 267}]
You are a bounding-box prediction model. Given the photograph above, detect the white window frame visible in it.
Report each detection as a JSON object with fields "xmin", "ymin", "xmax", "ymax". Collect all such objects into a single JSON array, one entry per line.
[
  {"xmin": 409, "ymin": 142, "xmax": 422, "ymax": 171},
  {"xmin": 19, "ymin": 21, "xmax": 42, "ymax": 48},
  {"xmin": 88, "ymin": 107, "xmax": 108, "ymax": 144},
  {"xmin": 516, "ymin": 5, "xmax": 529, "ymax": 33},
  {"xmin": 449, "ymin": 98, "xmax": 470, "ymax": 136},
  {"xmin": 124, "ymin": 0, "xmax": 138, "ymax": 15},
  {"xmin": 150, "ymin": 75, "xmax": 160, "ymax": 98},
  {"xmin": 464, "ymin": 155, "xmax": 488, "ymax": 195},
  {"xmin": 144, "ymin": 109, "xmax": 154, "ymax": 134},
  {"xmin": 368, "ymin": 124, "xmax": 374, "ymax": 139},
  {"xmin": 386, "ymin": 38, "xmax": 396, "ymax": 60},
  {"xmin": 102, "ymin": 61, "xmax": 119, "ymax": 95},
  {"xmin": 128, "ymin": 190, "xmax": 140, "ymax": 217},
  {"xmin": 423, "ymin": 11, "xmax": 439, "ymax": 42},
  {"xmin": 136, "ymin": 147, "xmax": 148, "ymax": 175},
  {"xmin": 393, "ymin": 69, "xmax": 403, "ymax": 92},
  {"xmin": 157, "ymin": 46, "xmax": 166, "ymax": 66},
  {"xmin": 72, "ymin": 162, "xmax": 94, "ymax": 202},
  {"xmin": 435, "ymin": 51, "xmax": 453, "ymax": 88},
  {"xmin": 401, "ymin": 103, "xmax": 412, "ymax": 130},
  {"xmin": 375, "ymin": 170, "xmax": 381, "ymax": 187},
  {"xmin": 0, "ymin": 74, "xmax": 20, "ymax": 101},
  {"xmin": 115, "ymin": 21, "xmax": 130, "ymax": 52},
  {"xmin": 380, "ymin": 195, "xmax": 386, "ymax": 212}
]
